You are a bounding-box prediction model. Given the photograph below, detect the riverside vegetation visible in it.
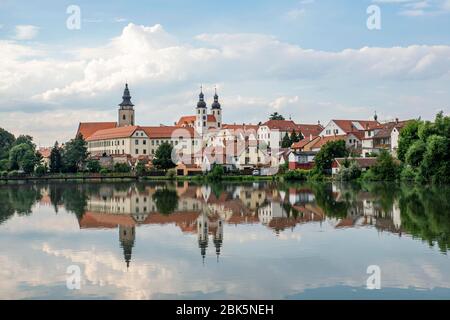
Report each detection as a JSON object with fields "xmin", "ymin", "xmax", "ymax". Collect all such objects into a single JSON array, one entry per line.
[{"xmin": 1, "ymin": 112, "xmax": 449, "ymax": 184}]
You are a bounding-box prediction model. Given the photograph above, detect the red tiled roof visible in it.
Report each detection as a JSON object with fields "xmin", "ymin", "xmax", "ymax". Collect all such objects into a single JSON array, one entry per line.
[
  {"xmin": 38, "ymin": 147, "xmax": 51, "ymax": 158},
  {"xmin": 333, "ymin": 120, "xmax": 379, "ymax": 133},
  {"xmin": 86, "ymin": 126, "xmax": 140, "ymax": 141},
  {"xmin": 296, "ymin": 124, "xmax": 323, "ymax": 138},
  {"xmin": 177, "ymin": 115, "xmax": 216, "ymax": 127},
  {"xmin": 222, "ymin": 124, "xmax": 259, "ymax": 131},
  {"xmin": 142, "ymin": 126, "xmax": 195, "ymax": 139},
  {"xmin": 292, "ymin": 136, "xmax": 320, "ymax": 150},
  {"xmin": 310, "ymin": 135, "xmax": 346, "ymax": 149},
  {"xmin": 77, "ymin": 122, "xmax": 117, "ymax": 139},
  {"xmin": 263, "ymin": 120, "xmax": 299, "ymax": 131}
]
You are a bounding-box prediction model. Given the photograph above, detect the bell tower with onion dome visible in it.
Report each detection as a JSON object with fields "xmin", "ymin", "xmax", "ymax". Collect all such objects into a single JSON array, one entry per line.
[
  {"xmin": 195, "ymin": 85, "xmax": 207, "ymax": 136},
  {"xmin": 211, "ymin": 87, "xmax": 222, "ymax": 129},
  {"xmin": 118, "ymin": 83, "xmax": 135, "ymax": 127}
]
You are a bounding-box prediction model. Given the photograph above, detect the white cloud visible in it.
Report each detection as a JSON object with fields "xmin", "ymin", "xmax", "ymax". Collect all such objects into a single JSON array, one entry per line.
[
  {"xmin": 0, "ymin": 23, "xmax": 449, "ymax": 145},
  {"xmin": 13, "ymin": 25, "xmax": 39, "ymax": 40}
]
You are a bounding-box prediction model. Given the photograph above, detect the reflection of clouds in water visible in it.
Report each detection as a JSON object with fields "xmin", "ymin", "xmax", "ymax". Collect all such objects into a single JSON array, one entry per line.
[
  {"xmin": 1, "ymin": 206, "xmax": 80, "ymax": 235},
  {"xmin": 2, "ymin": 227, "xmax": 450, "ymax": 299}
]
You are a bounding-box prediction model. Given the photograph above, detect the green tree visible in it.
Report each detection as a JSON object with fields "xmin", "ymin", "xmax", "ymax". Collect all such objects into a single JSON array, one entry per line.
[
  {"xmin": 290, "ymin": 130, "xmax": 301, "ymax": 144},
  {"xmin": 420, "ymin": 135, "xmax": 450, "ymax": 184},
  {"xmin": 0, "ymin": 128, "xmax": 15, "ymax": 160},
  {"xmin": 114, "ymin": 162, "xmax": 131, "ymax": 173},
  {"xmin": 49, "ymin": 142, "xmax": 63, "ymax": 173},
  {"xmin": 152, "ymin": 188, "xmax": 179, "ymax": 215},
  {"xmin": 87, "ymin": 159, "xmax": 101, "ymax": 173},
  {"xmin": 313, "ymin": 140, "xmax": 349, "ymax": 175},
  {"xmin": 8, "ymin": 143, "xmax": 39, "ymax": 173},
  {"xmin": 269, "ymin": 112, "xmax": 285, "ymax": 121},
  {"xmin": 207, "ymin": 164, "xmax": 224, "ymax": 181},
  {"xmin": 13, "ymin": 135, "xmax": 35, "ymax": 149},
  {"xmin": 405, "ymin": 140, "xmax": 426, "ymax": 167},
  {"xmin": 365, "ymin": 150, "xmax": 400, "ymax": 181},
  {"xmin": 397, "ymin": 120, "xmax": 421, "ymax": 162},
  {"xmin": 62, "ymin": 134, "xmax": 88, "ymax": 173},
  {"xmin": 135, "ymin": 161, "xmax": 147, "ymax": 176},
  {"xmin": 281, "ymin": 132, "xmax": 292, "ymax": 148},
  {"xmin": 152, "ymin": 142, "xmax": 175, "ymax": 170}
]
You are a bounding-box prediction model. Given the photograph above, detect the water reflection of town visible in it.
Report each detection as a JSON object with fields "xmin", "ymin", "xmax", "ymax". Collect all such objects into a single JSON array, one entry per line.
[{"xmin": 59, "ymin": 182, "xmax": 404, "ymax": 267}]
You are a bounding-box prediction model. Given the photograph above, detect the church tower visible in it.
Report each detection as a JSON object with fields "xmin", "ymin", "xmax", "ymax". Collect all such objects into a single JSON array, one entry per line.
[
  {"xmin": 118, "ymin": 84, "xmax": 135, "ymax": 127},
  {"xmin": 211, "ymin": 87, "xmax": 222, "ymax": 129},
  {"xmin": 119, "ymin": 225, "xmax": 135, "ymax": 269},
  {"xmin": 197, "ymin": 212, "xmax": 209, "ymax": 264},
  {"xmin": 195, "ymin": 86, "xmax": 207, "ymax": 137}
]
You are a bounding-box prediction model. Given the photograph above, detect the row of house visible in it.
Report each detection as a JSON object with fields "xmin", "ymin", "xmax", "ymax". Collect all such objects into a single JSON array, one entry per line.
[
  {"xmin": 288, "ymin": 118, "xmax": 412, "ymax": 172},
  {"xmin": 72, "ymin": 84, "xmax": 411, "ymax": 175}
]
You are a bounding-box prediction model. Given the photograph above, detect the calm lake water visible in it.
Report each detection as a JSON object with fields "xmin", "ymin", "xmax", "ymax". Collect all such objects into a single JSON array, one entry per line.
[{"xmin": 0, "ymin": 181, "xmax": 449, "ymax": 300}]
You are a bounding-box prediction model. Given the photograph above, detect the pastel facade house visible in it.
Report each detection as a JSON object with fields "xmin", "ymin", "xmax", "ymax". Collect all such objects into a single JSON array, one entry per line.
[
  {"xmin": 288, "ymin": 151, "xmax": 317, "ymax": 170},
  {"xmin": 362, "ymin": 119, "xmax": 411, "ymax": 157}
]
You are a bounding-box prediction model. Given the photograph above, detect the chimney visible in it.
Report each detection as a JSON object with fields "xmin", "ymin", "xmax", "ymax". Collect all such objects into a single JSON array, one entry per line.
[
  {"xmin": 395, "ymin": 118, "xmax": 399, "ymax": 124},
  {"xmin": 309, "ymin": 134, "xmax": 313, "ymax": 141}
]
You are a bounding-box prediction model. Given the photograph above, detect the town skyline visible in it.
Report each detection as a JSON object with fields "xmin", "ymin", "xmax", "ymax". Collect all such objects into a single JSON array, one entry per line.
[{"xmin": 1, "ymin": 1, "xmax": 450, "ymax": 146}]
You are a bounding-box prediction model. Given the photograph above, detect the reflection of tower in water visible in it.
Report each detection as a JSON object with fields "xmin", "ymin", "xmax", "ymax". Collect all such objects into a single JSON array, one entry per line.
[
  {"xmin": 197, "ymin": 212, "xmax": 224, "ymax": 264},
  {"xmin": 119, "ymin": 225, "xmax": 135, "ymax": 269}
]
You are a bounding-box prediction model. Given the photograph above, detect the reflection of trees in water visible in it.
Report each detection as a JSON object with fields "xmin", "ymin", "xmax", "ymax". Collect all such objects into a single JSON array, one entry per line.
[
  {"xmin": 47, "ymin": 183, "xmax": 99, "ymax": 219},
  {"xmin": 0, "ymin": 185, "xmax": 42, "ymax": 224},
  {"xmin": 152, "ymin": 188, "xmax": 179, "ymax": 215},
  {"xmin": 311, "ymin": 183, "xmax": 350, "ymax": 218},
  {"xmin": 399, "ymin": 185, "xmax": 450, "ymax": 253},
  {"xmin": 1, "ymin": 181, "xmax": 450, "ymax": 254}
]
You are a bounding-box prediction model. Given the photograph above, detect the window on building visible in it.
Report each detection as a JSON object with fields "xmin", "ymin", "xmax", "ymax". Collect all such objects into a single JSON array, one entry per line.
[
  {"xmin": 143, "ymin": 140, "xmax": 146, "ymax": 145},
  {"xmin": 143, "ymin": 149, "xmax": 147, "ymax": 154},
  {"xmin": 203, "ymin": 121, "xmax": 206, "ymax": 126},
  {"xmin": 123, "ymin": 115, "xmax": 126, "ymax": 120},
  {"xmin": 135, "ymin": 149, "xmax": 139, "ymax": 154},
  {"xmin": 135, "ymin": 140, "xmax": 139, "ymax": 145}
]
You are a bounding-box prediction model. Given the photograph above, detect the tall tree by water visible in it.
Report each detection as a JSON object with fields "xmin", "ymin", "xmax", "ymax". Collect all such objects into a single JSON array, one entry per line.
[{"xmin": 152, "ymin": 142, "xmax": 176, "ymax": 170}]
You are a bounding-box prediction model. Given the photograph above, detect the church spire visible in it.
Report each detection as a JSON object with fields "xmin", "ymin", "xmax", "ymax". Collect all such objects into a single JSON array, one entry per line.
[
  {"xmin": 197, "ymin": 85, "xmax": 206, "ymax": 108},
  {"xmin": 119, "ymin": 83, "xmax": 134, "ymax": 108},
  {"xmin": 211, "ymin": 86, "xmax": 221, "ymax": 110}
]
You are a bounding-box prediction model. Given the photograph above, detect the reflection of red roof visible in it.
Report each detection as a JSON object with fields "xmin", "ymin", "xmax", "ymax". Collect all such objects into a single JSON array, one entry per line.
[
  {"xmin": 79, "ymin": 211, "xmax": 201, "ymax": 233},
  {"xmin": 77, "ymin": 122, "xmax": 117, "ymax": 139}
]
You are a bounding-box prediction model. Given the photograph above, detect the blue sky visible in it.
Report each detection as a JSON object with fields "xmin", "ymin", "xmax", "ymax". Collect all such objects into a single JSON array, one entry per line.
[{"xmin": 1, "ymin": 0, "xmax": 450, "ymax": 145}]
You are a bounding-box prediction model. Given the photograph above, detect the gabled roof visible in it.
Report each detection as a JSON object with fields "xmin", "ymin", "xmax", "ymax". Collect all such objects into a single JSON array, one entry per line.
[
  {"xmin": 309, "ymin": 135, "xmax": 346, "ymax": 150},
  {"xmin": 296, "ymin": 124, "xmax": 323, "ymax": 138},
  {"xmin": 86, "ymin": 126, "xmax": 142, "ymax": 141},
  {"xmin": 77, "ymin": 122, "xmax": 117, "ymax": 139},
  {"xmin": 373, "ymin": 120, "xmax": 411, "ymax": 139},
  {"xmin": 262, "ymin": 120, "xmax": 299, "ymax": 131},
  {"xmin": 177, "ymin": 115, "xmax": 217, "ymax": 127},
  {"xmin": 332, "ymin": 120, "xmax": 380, "ymax": 133},
  {"xmin": 142, "ymin": 126, "xmax": 195, "ymax": 139},
  {"xmin": 292, "ymin": 136, "xmax": 320, "ymax": 150}
]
